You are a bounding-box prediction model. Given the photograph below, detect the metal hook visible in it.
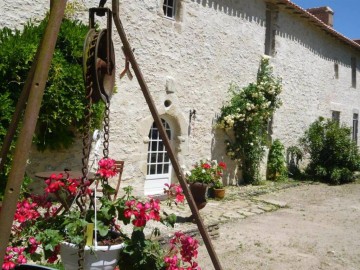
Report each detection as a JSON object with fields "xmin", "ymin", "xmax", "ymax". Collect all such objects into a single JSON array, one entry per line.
[
  {"xmin": 189, "ymin": 109, "xmax": 196, "ymax": 122},
  {"xmin": 99, "ymin": 0, "xmax": 107, "ymax": 8}
]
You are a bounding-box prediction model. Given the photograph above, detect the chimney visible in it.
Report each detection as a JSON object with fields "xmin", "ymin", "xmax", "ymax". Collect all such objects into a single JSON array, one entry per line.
[{"xmin": 306, "ymin": 6, "xmax": 334, "ymax": 27}]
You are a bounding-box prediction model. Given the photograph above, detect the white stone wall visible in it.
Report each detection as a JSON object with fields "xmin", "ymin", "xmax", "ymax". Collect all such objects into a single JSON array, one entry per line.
[
  {"xmin": 0, "ymin": 0, "xmax": 49, "ymax": 29},
  {"xmin": 272, "ymin": 7, "xmax": 360, "ymax": 149},
  {"xmin": 109, "ymin": 0, "xmax": 267, "ymax": 192},
  {"xmin": 2, "ymin": 0, "xmax": 360, "ymax": 195}
]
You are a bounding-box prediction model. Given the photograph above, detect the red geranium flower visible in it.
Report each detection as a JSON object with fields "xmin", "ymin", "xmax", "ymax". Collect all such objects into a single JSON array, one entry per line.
[
  {"xmin": 201, "ymin": 163, "xmax": 211, "ymax": 169},
  {"xmin": 218, "ymin": 161, "xmax": 227, "ymax": 169}
]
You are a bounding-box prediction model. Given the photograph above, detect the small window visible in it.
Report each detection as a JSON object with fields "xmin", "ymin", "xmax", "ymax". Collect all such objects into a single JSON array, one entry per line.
[
  {"xmin": 334, "ymin": 63, "xmax": 339, "ymax": 79},
  {"xmin": 353, "ymin": 113, "xmax": 358, "ymax": 144},
  {"xmin": 351, "ymin": 57, "xmax": 357, "ymax": 88},
  {"xmin": 163, "ymin": 0, "xmax": 176, "ymax": 19},
  {"xmin": 331, "ymin": 111, "xmax": 340, "ymax": 123}
]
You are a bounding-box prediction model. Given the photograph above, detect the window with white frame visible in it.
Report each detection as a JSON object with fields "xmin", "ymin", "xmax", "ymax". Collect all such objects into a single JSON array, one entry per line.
[
  {"xmin": 163, "ymin": 0, "xmax": 176, "ymax": 19},
  {"xmin": 353, "ymin": 113, "xmax": 358, "ymax": 144},
  {"xmin": 147, "ymin": 119, "xmax": 172, "ymax": 175}
]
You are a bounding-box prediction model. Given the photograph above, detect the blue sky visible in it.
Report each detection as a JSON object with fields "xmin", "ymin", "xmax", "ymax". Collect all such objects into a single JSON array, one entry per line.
[{"xmin": 291, "ymin": 0, "xmax": 360, "ymax": 40}]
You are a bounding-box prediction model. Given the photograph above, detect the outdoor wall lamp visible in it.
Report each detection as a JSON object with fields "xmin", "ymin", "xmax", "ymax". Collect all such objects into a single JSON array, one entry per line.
[{"xmin": 189, "ymin": 109, "xmax": 196, "ymax": 122}]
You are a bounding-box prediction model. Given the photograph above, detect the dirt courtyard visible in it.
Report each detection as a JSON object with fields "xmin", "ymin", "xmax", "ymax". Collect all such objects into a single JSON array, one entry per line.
[{"xmin": 197, "ymin": 183, "xmax": 360, "ymax": 270}]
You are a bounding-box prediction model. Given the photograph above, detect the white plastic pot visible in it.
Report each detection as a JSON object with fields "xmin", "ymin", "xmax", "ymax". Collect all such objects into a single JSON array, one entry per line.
[{"xmin": 60, "ymin": 242, "xmax": 124, "ymax": 270}]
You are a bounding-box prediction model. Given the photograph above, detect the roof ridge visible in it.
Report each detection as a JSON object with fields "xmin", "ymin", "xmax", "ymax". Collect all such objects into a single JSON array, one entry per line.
[
  {"xmin": 306, "ymin": 6, "xmax": 333, "ymax": 11},
  {"xmin": 277, "ymin": 0, "xmax": 360, "ymax": 50}
]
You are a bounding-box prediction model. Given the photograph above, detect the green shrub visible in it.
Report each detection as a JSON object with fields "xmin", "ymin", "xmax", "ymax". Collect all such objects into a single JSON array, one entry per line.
[
  {"xmin": 300, "ymin": 117, "xmax": 360, "ymax": 184},
  {"xmin": 267, "ymin": 139, "xmax": 287, "ymax": 181}
]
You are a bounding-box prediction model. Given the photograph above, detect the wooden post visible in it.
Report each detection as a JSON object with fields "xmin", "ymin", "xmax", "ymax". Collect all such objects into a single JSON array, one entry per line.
[
  {"xmin": 0, "ymin": 1, "xmax": 67, "ymax": 265},
  {"xmin": 112, "ymin": 1, "xmax": 223, "ymax": 269}
]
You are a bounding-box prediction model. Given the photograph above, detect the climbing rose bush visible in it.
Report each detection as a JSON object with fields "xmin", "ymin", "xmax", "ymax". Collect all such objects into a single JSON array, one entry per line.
[{"xmin": 217, "ymin": 56, "xmax": 282, "ymax": 184}]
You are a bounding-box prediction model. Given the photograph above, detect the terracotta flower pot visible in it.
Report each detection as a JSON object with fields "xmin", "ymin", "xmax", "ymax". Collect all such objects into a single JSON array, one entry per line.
[
  {"xmin": 214, "ymin": 188, "xmax": 225, "ymax": 199},
  {"xmin": 189, "ymin": 182, "xmax": 208, "ymax": 210}
]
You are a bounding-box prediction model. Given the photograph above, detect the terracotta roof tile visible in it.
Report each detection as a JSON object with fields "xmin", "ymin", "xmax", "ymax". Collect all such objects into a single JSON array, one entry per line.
[{"xmin": 273, "ymin": 0, "xmax": 360, "ymax": 51}]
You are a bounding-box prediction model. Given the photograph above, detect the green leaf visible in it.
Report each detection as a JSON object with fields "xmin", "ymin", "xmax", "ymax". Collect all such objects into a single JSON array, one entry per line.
[
  {"xmin": 102, "ymin": 184, "xmax": 116, "ymax": 194},
  {"xmin": 96, "ymin": 220, "xmax": 109, "ymax": 237}
]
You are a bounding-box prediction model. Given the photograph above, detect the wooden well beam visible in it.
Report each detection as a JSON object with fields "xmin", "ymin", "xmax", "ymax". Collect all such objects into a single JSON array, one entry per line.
[
  {"xmin": 0, "ymin": 1, "xmax": 67, "ymax": 265},
  {"xmin": 112, "ymin": 1, "xmax": 223, "ymax": 269}
]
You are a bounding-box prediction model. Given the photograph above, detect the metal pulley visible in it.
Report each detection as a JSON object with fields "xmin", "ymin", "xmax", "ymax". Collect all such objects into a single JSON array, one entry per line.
[{"xmin": 83, "ymin": 6, "xmax": 115, "ymax": 103}]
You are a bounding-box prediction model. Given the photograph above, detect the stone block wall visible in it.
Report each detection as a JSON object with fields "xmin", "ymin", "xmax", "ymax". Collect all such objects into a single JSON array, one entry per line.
[
  {"xmin": 2, "ymin": 0, "xmax": 359, "ymax": 195},
  {"xmin": 272, "ymin": 6, "xmax": 360, "ymax": 150}
]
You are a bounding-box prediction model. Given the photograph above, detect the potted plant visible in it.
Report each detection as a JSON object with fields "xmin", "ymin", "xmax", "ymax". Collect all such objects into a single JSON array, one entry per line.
[
  {"xmin": 213, "ymin": 180, "xmax": 225, "ymax": 200},
  {"xmin": 186, "ymin": 160, "xmax": 226, "ymax": 210},
  {"xmin": 4, "ymin": 158, "xmax": 202, "ymax": 270}
]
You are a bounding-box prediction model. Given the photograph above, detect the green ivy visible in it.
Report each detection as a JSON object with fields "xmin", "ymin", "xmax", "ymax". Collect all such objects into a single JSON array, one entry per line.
[
  {"xmin": 0, "ymin": 16, "xmax": 104, "ymax": 151},
  {"xmin": 0, "ymin": 16, "xmax": 104, "ymax": 198},
  {"xmin": 217, "ymin": 57, "xmax": 282, "ymax": 184}
]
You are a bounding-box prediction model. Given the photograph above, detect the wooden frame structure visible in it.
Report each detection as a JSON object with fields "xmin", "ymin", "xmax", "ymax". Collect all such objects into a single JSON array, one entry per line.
[{"xmin": 0, "ymin": 1, "xmax": 223, "ymax": 269}]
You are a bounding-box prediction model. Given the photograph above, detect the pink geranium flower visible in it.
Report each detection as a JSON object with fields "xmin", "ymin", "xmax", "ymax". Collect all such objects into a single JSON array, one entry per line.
[
  {"xmin": 164, "ymin": 183, "xmax": 185, "ymax": 205},
  {"xmin": 97, "ymin": 158, "xmax": 118, "ymax": 178}
]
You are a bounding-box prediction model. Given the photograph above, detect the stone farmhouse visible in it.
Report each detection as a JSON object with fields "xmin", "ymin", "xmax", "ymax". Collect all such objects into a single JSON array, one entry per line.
[{"xmin": 2, "ymin": 0, "xmax": 360, "ymax": 196}]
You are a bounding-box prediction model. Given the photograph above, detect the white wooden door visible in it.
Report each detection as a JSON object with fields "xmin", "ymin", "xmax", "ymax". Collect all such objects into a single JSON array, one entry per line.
[{"xmin": 144, "ymin": 119, "xmax": 172, "ymax": 195}]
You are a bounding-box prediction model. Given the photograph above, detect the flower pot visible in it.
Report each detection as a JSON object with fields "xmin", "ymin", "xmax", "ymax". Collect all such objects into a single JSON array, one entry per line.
[
  {"xmin": 60, "ymin": 242, "xmax": 124, "ymax": 270},
  {"xmin": 189, "ymin": 182, "xmax": 208, "ymax": 210},
  {"xmin": 214, "ymin": 188, "xmax": 225, "ymax": 199}
]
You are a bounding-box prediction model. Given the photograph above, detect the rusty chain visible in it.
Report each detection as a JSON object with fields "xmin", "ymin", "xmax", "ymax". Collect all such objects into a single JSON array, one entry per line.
[
  {"xmin": 102, "ymin": 100, "xmax": 110, "ymax": 159},
  {"xmin": 77, "ymin": 31, "xmax": 99, "ymax": 270},
  {"xmin": 101, "ymin": 100, "xmax": 111, "ymax": 195}
]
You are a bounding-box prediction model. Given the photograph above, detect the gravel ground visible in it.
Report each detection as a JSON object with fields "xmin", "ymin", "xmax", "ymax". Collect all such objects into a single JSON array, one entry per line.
[{"xmin": 196, "ymin": 182, "xmax": 360, "ymax": 270}]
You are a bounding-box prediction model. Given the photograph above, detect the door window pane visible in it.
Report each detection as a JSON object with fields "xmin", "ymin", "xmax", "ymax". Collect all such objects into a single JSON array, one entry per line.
[
  {"xmin": 164, "ymin": 164, "xmax": 169, "ymax": 174},
  {"xmin": 149, "ymin": 165, "xmax": 156, "ymax": 175},
  {"xmin": 150, "ymin": 153, "xmax": 157, "ymax": 163},
  {"xmin": 156, "ymin": 164, "xmax": 163, "ymax": 174},
  {"xmin": 147, "ymin": 119, "xmax": 172, "ymax": 175}
]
